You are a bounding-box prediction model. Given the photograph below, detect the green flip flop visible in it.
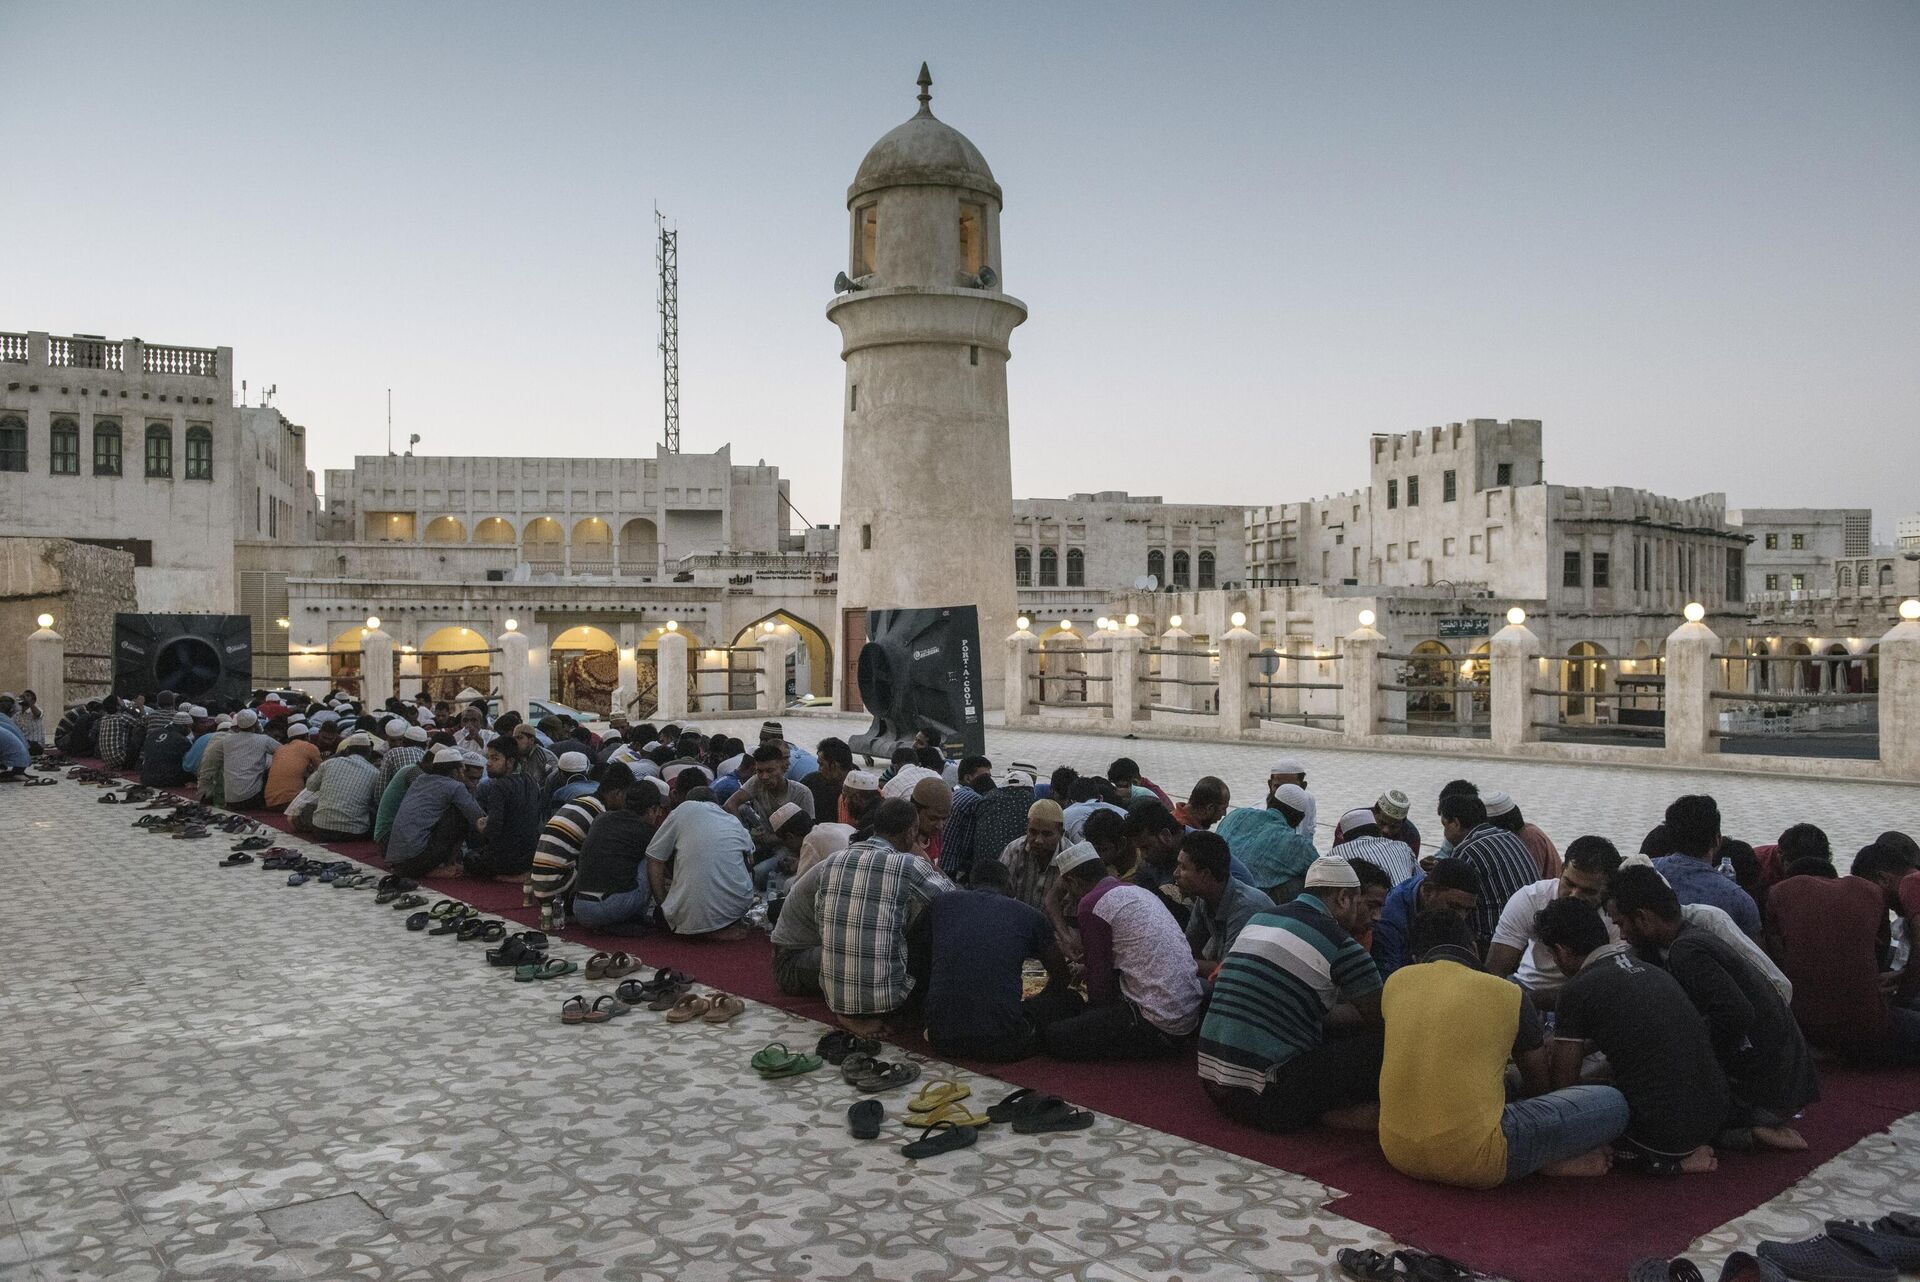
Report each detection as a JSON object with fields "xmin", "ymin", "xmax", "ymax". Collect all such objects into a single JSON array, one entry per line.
[{"xmin": 751, "ymin": 1042, "xmax": 824, "ymax": 1078}]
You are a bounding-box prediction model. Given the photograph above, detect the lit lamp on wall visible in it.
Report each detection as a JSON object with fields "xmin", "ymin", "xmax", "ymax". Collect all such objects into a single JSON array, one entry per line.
[
  {"xmin": 1015, "ymin": 616, "xmax": 1031, "ymax": 631},
  {"xmin": 275, "ymin": 617, "xmax": 290, "ymax": 630},
  {"xmin": 1506, "ymin": 607, "xmax": 1527, "ymax": 626},
  {"xmin": 1124, "ymin": 614, "xmax": 1140, "ymax": 628},
  {"xmin": 36, "ymin": 613, "xmax": 53, "ymax": 629},
  {"xmin": 664, "ymin": 620, "xmax": 679, "ymax": 632},
  {"xmin": 1058, "ymin": 619, "xmax": 1073, "ymax": 631},
  {"xmin": 1902, "ymin": 600, "xmax": 1920, "ymax": 622},
  {"xmin": 1168, "ymin": 614, "xmax": 1183, "ymax": 629},
  {"xmin": 1230, "ymin": 611, "xmax": 1248, "ymax": 628},
  {"xmin": 365, "ymin": 616, "xmax": 381, "ymax": 630},
  {"xmin": 1357, "ymin": 609, "xmax": 1377, "ymax": 628},
  {"xmin": 1684, "ymin": 603, "xmax": 1706, "ymax": 624},
  {"xmin": 504, "ymin": 618, "xmax": 518, "ymax": 632}
]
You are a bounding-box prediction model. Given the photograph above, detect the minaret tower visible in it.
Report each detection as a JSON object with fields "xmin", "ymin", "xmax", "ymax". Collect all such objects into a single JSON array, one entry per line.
[{"xmin": 830, "ymin": 65, "xmax": 1027, "ymax": 709}]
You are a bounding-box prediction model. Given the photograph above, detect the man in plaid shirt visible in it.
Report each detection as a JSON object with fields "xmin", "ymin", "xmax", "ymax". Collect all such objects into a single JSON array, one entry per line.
[
  {"xmin": 816, "ymin": 797, "xmax": 954, "ymax": 1030},
  {"xmin": 96, "ymin": 696, "xmax": 145, "ymax": 769}
]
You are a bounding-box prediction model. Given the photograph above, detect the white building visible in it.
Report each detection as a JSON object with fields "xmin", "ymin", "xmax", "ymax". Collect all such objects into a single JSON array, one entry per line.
[
  {"xmin": 1726, "ymin": 507, "xmax": 1871, "ymax": 598},
  {"xmin": 1012, "ymin": 490, "xmax": 1246, "ymax": 629},
  {"xmin": 0, "ymin": 329, "xmax": 314, "ymax": 612},
  {"xmin": 1247, "ymin": 418, "xmax": 1747, "ymax": 615}
]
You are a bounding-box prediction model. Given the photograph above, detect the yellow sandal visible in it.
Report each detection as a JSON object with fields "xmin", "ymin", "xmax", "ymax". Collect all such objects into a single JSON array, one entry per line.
[{"xmin": 906, "ymin": 1079, "xmax": 971, "ymax": 1115}]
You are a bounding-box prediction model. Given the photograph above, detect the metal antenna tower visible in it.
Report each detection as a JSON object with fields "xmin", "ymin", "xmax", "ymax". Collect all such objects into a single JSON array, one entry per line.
[{"xmin": 655, "ymin": 206, "xmax": 680, "ymax": 453}]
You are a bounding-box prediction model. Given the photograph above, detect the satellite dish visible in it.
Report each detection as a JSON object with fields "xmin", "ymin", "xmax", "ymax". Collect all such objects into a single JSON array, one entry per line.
[{"xmin": 1133, "ymin": 575, "xmax": 1159, "ymax": 591}]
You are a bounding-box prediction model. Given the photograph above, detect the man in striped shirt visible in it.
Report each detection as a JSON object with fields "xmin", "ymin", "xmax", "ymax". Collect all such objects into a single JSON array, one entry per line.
[
  {"xmin": 530, "ymin": 771, "xmax": 612, "ymax": 920},
  {"xmin": 1332, "ymin": 807, "xmax": 1417, "ymax": 886},
  {"xmin": 1200, "ymin": 856, "xmax": 1385, "ymax": 1133},
  {"xmin": 1440, "ymin": 791, "xmax": 1541, "ymax": 952}
]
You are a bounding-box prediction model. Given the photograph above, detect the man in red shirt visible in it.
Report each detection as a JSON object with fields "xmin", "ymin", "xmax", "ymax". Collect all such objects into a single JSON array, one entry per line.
[{"xmin": 1766, "ymin": 842, "xmax": 1920, "ymax": 1065}]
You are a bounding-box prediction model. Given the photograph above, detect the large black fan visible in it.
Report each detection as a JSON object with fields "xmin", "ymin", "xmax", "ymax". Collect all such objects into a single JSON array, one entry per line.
[
  {"xmin": 850, "ymin": 606, "xmax": 985, "ymax": 761},
  {"xmin": 114, "ymin": 614, "xmax": 253, "ymax": 705}
]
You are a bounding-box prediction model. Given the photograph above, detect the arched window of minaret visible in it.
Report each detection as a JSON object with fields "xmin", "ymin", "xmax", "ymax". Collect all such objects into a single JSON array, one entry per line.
[
  {"xmin": 959, "ymin": 203, "xmax": 984, "ymax": 276},
  {"xmin": 854, "ymin": 205, "xmax": 877, "ymax": 276}
]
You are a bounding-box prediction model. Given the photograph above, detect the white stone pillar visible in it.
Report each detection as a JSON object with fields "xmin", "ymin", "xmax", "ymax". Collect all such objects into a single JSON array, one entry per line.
[
  {"xmin": 28, "ymin": 619, "xmax": 63, "ymax": 720},
  {"xmin": 1490, "ymin": 618, "xmax": 1543, "ymax": 753},
  {"xmin": 1341, "ymin": 620, "xmax": 1386, "ymax": 742},
  {"xmin": 496, "ymin": 628, "xmax": 532, "ymax": 721},
  {"xmin": 758, "ymin": 628, "xmax": 794, "ymax": 713},
  {"xmin": 613, "ymin": 623, "xmax": 638, "ymax": 718},
  {"xmin": 1216, "ymin": 622, "xmax": 1257, "ymax": 735},
  {"xmin": 1663, "ymin": 615, "xmax": 1721, "ymax": 762},
  {"xmin": 1005, "ymin": 625, "xmax": 1037, "ymax": 719},
  {"xmin": 1161, "ymin": 624, "xmax": 1204, "ymax": 712},
  {"xmin": 397, "ymin": 648, "xmax": 423, "ymax": 701},
  {"xmin": 361, "ymin": 627, "xmax": 396, "ymax": 710},
  {"xmin": 1110, "ymin": 625, "xmax": 1145, "ymax": 731},
  {"xmin": 656, "ymin": 630, "xmax": 690, "ymax": 719},
  {"xmin": 1879, "ymin": 613, "xmax": 1920, "ymax": 780}
]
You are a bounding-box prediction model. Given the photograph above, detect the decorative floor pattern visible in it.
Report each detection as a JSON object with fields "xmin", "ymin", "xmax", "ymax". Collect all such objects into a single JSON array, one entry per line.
[{"xmin": 4, "ymin": 733, "xmax": 1917, "ymax": 1280}]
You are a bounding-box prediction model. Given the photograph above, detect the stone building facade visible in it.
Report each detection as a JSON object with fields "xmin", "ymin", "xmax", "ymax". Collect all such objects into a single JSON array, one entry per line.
[
  {"xmin": 0, "ymin": 537, "xmax": 137, "ymax": 699},
  {"xmin": 1726, "ymin": 506, "xmax": 1872, "ymax": 598},
  {"xmin": 0, "ymin": 329, "xmax": 315, "ymax": 612}
]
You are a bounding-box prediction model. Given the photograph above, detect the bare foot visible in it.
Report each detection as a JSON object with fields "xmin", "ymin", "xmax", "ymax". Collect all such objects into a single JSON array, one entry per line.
[
  {"xmin": 702, "ymin": 923, "xmax": 753, "ymax": 942},
  {"xmin": 1321, "ymin": 1102, "xmax": 1380, "ymax": 1131},
  {"xmin": 1679, "ymin": 1145, "xmax": 1718, "ymax": 1173},
  {"xmin": 1752, "ymin": 1125, "xmax": 1808, "ymax": 1151},
  {"xmin": 1541, "ymin": 1148, "xmax": 1613, "ymax": 1177},
  {"xmin": 839, "ymin": 1014, "xmax": 887, "ymax": 1039},
  {"xmin": 428, "ymin": 862, "xmax": 464, "ymax": 878}
]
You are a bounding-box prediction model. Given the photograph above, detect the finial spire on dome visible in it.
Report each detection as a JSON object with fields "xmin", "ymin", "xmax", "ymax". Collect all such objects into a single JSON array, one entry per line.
[{"xmin": 916, "ymin": 63, "xmax": 932, "ymax": 116}]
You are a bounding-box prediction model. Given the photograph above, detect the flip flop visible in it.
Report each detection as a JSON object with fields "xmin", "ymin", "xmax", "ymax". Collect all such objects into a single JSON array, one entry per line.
[
  {"xmin": 560, "ymin": 996, "xmax": 589, "ymax": 1025},
  {"xmin": 664, "ymin": 994, "xmax": 713, "ymax": 1023},
  {"xmin": 428, "ymin": 899, "xmax": 462, "ymax": 919},
  {"xmin": 1012, "ymin": 1099, "xmax": 1095, "ymax": 1134},
  {"xmin": 750, "ymin": 1043, "xmax": 822, "ymax": 1078},
  {"xmin": 406, "ymin": 912, "xmax": 431, "ymax": 931},
  {"xmin": 455, "ymin": 918, "xmax": 490, "ymax": 941},
  {"xmin": 816, "ymin": 1029, "xmax": 880, "ymax": 1064},
  {"xmin": 900, "ymin": 1119, "xmax": 977, "ymax": 1161},
  {"xmin": 429, "ymin": 918, "xmax": 465, "ymax": 936},
  {"xmin": 987, "ymin": 1088, "xmax": 1059, "ymax": 1124},
  {"xmin": 615, "ymin": 977, "xmax": 650, "ymax": 1005},
  {"xmin": 603, "ymin": 953, "xmax": 642, "ymax": 978},
  {"xmin": 646, "ymin": 982, "xmax": 694, "ymax": 1011},
  {"xmin": 390, "ymin": 894, "xmax": 428, "ymax": 911},
  {"xmin": 701, "ymin": 994, "xmax": 747, "ymax": 1024},
  {"xmin": 21, "ymin": 777, "xmax": 56, "ymax": 787},
  {"xmin": 848, "ymin": 1099, "xmax": 885, "ymax": 1140},
  {"xmin": 906, "ymin": 1080, "xmax": 970, "ymax": 1115},
  {"xmin": 477, "ymin": 920, "xmax": 507, "ymax": 942},
  {"xmin": 96, "ymin": 793, "xmax": 120, "ymax": 804},
  {"xmin": 583, "ymin": 952, "xmax": 614, "ymax": 980},
  {"xmin": 529, "ymin": 958, "xmax": 576, "ymax": 981},
  {"xmin": 1338, "ymin": 1250, "xmax": 1414, "ymax": 1282},
  {"xmin": 586, "ymin": 994, "xmax": 630, "ymax": 1022},
  {"xmin": 1406, "ymin": 1251, "xmax": 1480, "ymax": 1282},
  {"xmin": 286, "ymin": 873, "xmax": 310, "ymax": 886},
  {"xmin": 218, "ymin": 852, "xmax": 255, "ymax": 867},
  {"xmin": 488, "ymin": 937, "xmax": 542, "ymax": 967}
]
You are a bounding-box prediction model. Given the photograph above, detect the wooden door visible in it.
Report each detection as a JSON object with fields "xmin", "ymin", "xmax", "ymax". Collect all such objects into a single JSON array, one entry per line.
[{"xmin": 840, "ymin": 608, "xmax": 866, "ymax": 713}]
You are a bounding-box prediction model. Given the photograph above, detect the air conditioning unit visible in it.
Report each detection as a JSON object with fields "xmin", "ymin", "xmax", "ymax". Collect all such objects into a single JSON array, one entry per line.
[{"xmin": 486, "ymin": 570, "xmax": 507, "ymax": 582}]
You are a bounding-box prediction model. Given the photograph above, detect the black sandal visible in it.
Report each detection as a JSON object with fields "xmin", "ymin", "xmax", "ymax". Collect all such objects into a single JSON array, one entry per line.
[{"xmin": 900, "ymin": 1119, "xmax": 977, "ymax": 1161}]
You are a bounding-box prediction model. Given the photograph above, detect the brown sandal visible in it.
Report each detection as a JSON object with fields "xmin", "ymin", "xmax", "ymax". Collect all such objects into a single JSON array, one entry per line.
[
  {"xmin": 702, "ymin": 993, "xmax": 746, "ymax": 1024},
  {"xmin": 664, "ymin": 993, "xmax": 713, "ymax": 1023}
]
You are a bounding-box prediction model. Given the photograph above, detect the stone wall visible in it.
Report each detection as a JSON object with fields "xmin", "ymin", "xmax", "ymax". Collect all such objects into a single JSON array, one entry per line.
[{"xmin": 0, "ymin": 537, "xmax": 137, "ymax": 700}]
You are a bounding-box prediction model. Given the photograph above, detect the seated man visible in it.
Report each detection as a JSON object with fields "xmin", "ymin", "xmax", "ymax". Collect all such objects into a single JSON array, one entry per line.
[
  {"xmin": 1061, "ymin": 777, "xmax": 1127, "ymax": 843},
  {"xmin": 1179, "ymin": 830, "xmax": 1272, "ymax": 975},
  {"xmin": 998, "ymin": 799, "xmax": 1065, "ymax": 910},
  {"xmin": 646, "ymin": 786, "xmax": 756, "ymax": 939},
  {"xmin": 751, "ymin": 803, "xmax": 813, "ymax": 895},
  {"xmin": 529, "ymin": 765, "xmax": 611, "ymax": 927},
  {"xmin": 465, "ymin": 737, "xmax": 543, "ymax": 879},
  {"xmin": 574, "ymin": 770, "xmax": 668, "ymax": 935},
  {"xmin": 1371, "ymin": 858, "xmax": 1481, "ymax": 978},
  {"xmin": 1199, "ymin": 856, "xmax": 1385, "ymax": 1133},
  {"xmin": 919, "ymin": 860, "xmax": 1069, "ymax": 1062},
  {"xmin": 1026, "ymin": 843, "xmax": 1203, "ymax": 1060},
  {"xmin": 1653, "ymin": 794, "xmax": 1761, "ymax": 940},
  {"xmin": 938, "ymin": 770, "xmax": 1033, "ymax": 880},
  {"xmin": 1123, "ymin": 801, "xmax": 1192, "ymax": 923},
  {"xmin": 138, "ymin": 711, "xmax": 196, "ymax": 788},
  {"xmin": 1536, "ymin": 897, "xmax": 1730, "ymax": 1173},
  {"xmin": 1768, "ymin": 841, "xmax": 1920, "ymax": 1066},
  {"xmin": 815, "ymin": 799, "xmax": 954, "ymax": 1033},
  {"xmin": 1483, "ymin": 791, "xmax": 1561, "ymax": 879},
  {"xmin": 1439, "ymin": 791, "xmax": 1541, "ymax": 954},
  {"xmin": 1217, "ymin": 785, "xmax": 1319, "ymax": 902},
  {"xmin": 0, "ymin": 711, "xmax": 28, "ymax": 780},
  {"xmin": 1172, "ymin": 776, "xmax": 1231, "ymax": 832},
  {"xmin": 1607, "ymin": 865, "xmax": 1817, "ymax": 1151},
  {"xmin": 771, "ymin": 854, "xmax": 830, "ymax": 999},
  {"xmin": 220, "ymin": 710, "xmax": 280, "ymax": 810},
  {"xmin": 723, "ymin": 743, "xmax": 815, "ymax": 853},
  {"xmin": 294, "ymin": 733, "xmax": 383, "ymax": 841},
  {"xmin": 1334, "ymin": 789, "xmax": 1421, "ymax": 857},
  {"xmin": 1331, "ymin": 806, "xmax": 1416, "ymax": 885},
  {"xmin": 385, "ymin": 747, "xmax": 485, "ymax": 878},
  {"xmin": 1486, "ymin": 836, "xmax": 1624, "ymax": 1009},
  {"xmin": 1381, "ymin": 910, "xmax": 1628, "ymax": 1187},
  {"xmin": 263, "ymin": 723, "xmax": 322, "ymax": 811},
  {"xmin": 1265, "ymin": 759, "xmax": 1317, "ymax": 837}
]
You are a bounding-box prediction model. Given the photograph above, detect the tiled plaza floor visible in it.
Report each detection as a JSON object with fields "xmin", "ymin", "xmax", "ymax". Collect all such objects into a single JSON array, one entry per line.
[{"xmin": 4, "ymin": 724, "xmax": 1916, "ymax": 1281}]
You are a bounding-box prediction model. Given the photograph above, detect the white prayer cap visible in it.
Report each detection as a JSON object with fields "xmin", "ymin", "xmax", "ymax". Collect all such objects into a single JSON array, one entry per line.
[
  {"xmin": 1051, "ymin": 841, "xmax": 1105, "ymax": 877},
  {"xmin": 430, "ymin": 745, "xmax": 463, "ymax": 765},
  {"xmin": 459, "ymin": 747, "xmax": 487, "ymax": 768},
  {"xmin": 1483, "ymin": 791, "xmax": 1515, "ymax": 818},
  {"xmin": 844, "ymin": 769, "xmax": 881, "ymax": 792},
  {"xmin": 233, "ymin": 710, "xmax": 258, "ymax": 729},
  {"xmin": 1273, "ymin": 783, "xmax": 1310, "ymax": 811},
  {"xmin": 556, "ymin": 751, "xmax": 591, "ymax": 774},
  {"xmin": 1270, "ymin": 758, "xmax": 1307, "ymax": 776},
  {"xmin": 1338, "ymin": 807, "xmax": 1378, "ymax": 834},
  {"xmin": 404, "ymin": 725, "xmax": 429, "ymax": 744},
  {"xmin": 384, "ymin": 719, "xmax": 408, "ymax": 738},
  {"xmin": 287, "ymin": 723, "xmax": 311, "ymax": 737},
  {"xmin": 1304, "ymin": 856, "xmax": 1361, "ymax": 890}
]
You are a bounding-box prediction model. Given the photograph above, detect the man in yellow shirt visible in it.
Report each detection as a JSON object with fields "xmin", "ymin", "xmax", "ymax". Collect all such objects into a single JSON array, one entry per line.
[{"xmin": 1378, "ymin": 910, "xmax": 1627, "ymax": 1187}]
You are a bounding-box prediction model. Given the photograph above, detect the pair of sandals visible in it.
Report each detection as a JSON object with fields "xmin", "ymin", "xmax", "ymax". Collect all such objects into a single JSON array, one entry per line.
[
  {"xmin": 614, "ymin": 967, "xmax": 695, "ymax": 1008},
  {"xmin": 374, "ymin": 877, "xmax": 419, "ymax": 904},
  {"xmin": 486, "ymin": 932, "xmax": 550, "ymax": 967},
  {"xmin": 17, "ymin": 776, "xmax": 56, "ymax": 788},
  {"xmin": 433, "ymin": 917, "xmax": 506, "ymax": 941},
  {"xmin": 662, "ymin": 991, "xmax": 748, "ymax": 1024},
  {"xmin": 514, "ymin": 956, "xmax": 578, "ymax": 982},
  {"xmin": 984, "ymin": 1087, "xmax": 1095, "ymax": 1134},
  {"xmin": 1752, "ymin": 1216, "xmax": 1920, "ymax": 1282},
  {"xmin": 751, "ymin": 1042, "xmax": 823, "ymax": 1079},
  {"xmin": 1337, "ymin": 1248, "xmax": 1474, "ymax": 1282},
  {"xmin": 583, "ymin": 952, "xmax": 642, "ymax": 980},
  {"xmin": 816, "ymin": 1029, "xmax": 883, "ymax": 1065},
  {"xmin": 840, "ymin": 1052, "xmax": 919, "ymax": 1092},
  {"xmin": 559, "ymin": 994, "xmax": 631, "ymax": 1024}
]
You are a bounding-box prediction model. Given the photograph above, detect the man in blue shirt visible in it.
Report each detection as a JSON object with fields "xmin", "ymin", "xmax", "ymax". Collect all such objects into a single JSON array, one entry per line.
[
  {"xmin": 1371, "ymin": 859, "xmax": 1482, "ymax": 977},
  {"xmin": 1652, "ymin": 795, "xmax": 1761, "ymax": 940},
  {"xmin": 916, "ymin": 860, "xmax": 1067, "ymax": 1061}
]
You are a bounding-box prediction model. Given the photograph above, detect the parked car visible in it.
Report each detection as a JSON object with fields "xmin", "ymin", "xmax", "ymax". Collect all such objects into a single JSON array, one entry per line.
[{"xmin": 487, "ymin": 697, "xmax": 612, "ymax": 738}]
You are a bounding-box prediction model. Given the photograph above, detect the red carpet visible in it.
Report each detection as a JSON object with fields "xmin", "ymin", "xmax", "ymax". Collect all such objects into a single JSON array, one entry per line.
[{"xmin": 142, "ymin": 776, "xmax": 1920, "ymax": 1282}]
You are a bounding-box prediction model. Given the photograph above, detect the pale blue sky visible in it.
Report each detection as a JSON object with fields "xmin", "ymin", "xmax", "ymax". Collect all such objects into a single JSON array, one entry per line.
[{"xmin": 3, "ymin": 3, "xmax": 1915, "ymax": 535}]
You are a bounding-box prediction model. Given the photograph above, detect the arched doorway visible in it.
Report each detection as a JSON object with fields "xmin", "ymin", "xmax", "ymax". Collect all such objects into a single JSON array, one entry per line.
[
  {"xmin": 1824, "ymin": 643, "xmax": 1858, "ymax": 694},
  {"xmin": 474, "ymin": 517, "xmax": 514, "ymax": 545},
  {"xmin": 523, "ymin": 517, "xmax": 563, "ymax": 569},
  {"xmin": 1406, "ymin": 640, "xmax": 1455, "ymax": 723},
  {"xmin": 571, "ymin": 517, "xmax": 612, "ymax": 570},
  {"xmin": 420, "ymin": 626, "xmax": 496, "ymax": 704},
  {"xmin": 327, "ymin": 627, "xmax": 365, "ymax": 698},
  {"xmin": 620, "ymin": 518, "xmax": 659, "ymax": 575},
  {"xmin": 1563, "ymin": 642, "xmax": 1610, "ymax": 723},
  {"xmin": 732, "ymin": 611, "xmax": 835, "ymax": 702},
  {"xmin": 424, "ymin": 516, "xmax": 466, "ymax": 544},
  {"xmin": 1785, "ymin": 641, "xmax": 1815, "ymax": 693},
  {"xmin": 549, "ymin": 625, "xmax": 618, "ymax": 716}
]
